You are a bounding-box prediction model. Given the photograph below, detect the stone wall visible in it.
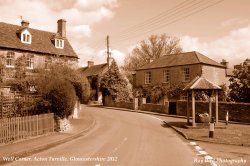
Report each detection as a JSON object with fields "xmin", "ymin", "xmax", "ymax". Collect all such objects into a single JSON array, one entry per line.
[
  {"xmin": 176, "ymin": 101, "xmax": 250, "ymax": 123},
  {"xmin": 140, "ymin": 103, "xmax": 168, "ymax": 114}
]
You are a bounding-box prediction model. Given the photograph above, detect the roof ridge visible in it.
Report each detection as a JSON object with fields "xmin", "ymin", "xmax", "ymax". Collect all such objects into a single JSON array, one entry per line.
[
  {"xmin": 0, "ymin": 22, "xmax": 57, "ymax": 35},
  {"xmin": 194, "ymin": 51, "xmax": 202, "ymax": 63}
]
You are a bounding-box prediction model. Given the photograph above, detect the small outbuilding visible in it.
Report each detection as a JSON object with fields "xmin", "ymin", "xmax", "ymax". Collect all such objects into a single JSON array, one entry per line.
[{"xmin": 183, "ymin": 76, "xmax": 222, "ymax": 127}]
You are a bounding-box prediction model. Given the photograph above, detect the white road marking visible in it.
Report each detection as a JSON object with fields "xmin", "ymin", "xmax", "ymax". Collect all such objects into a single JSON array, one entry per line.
[
  {"xmin": 112, "ymin": 137, "xmax": 128, "ymax": 153},
  {"xmin": 195, "ymin": 146, "xmax": 202, "ymax": 151},
  {"xmin": 198, "ymin": 150, "xmax": 208, "ymax": 155},
  {"xmin": 148, "ymin": 115, "xmax": 164, "ymax": 122},
  {"xmin": 190, "ymin": 142, "xmax": 197, "ymax": 146}
]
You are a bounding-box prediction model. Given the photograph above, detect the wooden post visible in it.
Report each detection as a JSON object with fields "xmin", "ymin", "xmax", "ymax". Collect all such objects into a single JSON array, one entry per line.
[
  {"xmin": 215, "ymin": 90, "xmax": 219, "ymax": 124},
  {"xmin": 192, "ymin": 90, "xmax": 196, "ymax": 127},
  {"xmin": 209, "ymin": 91, "xmax": 212, "ymax": 122},
  {"xmin": 187, "ymin": 92, "xmax": 190, "ymax": 124}
]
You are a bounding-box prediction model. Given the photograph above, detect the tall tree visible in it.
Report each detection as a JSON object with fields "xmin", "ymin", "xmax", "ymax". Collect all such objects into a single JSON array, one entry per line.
[
  {"xmin": 100, "ymin": 61, "xmax": 132, "ymax": 102},
  {"xmin": 228, "ymin": 60, "xmax": 250, "ymax": 103},
  {"xmin": 122, "ymin": 34, "xmax": 182, "ymax": 83}
]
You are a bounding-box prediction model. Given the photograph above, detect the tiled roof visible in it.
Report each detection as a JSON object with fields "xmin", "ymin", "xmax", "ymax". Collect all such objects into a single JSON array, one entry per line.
[
  {"xmin": 137, "ymin": 51, "xmax": 225, "ymax": 70},
  {"xmin": 79, "ymin": 63, "xmax": 108, "ymax": 77},
  {"xmin": 0, "ymin": 22, "xmax": 77, "ymax": 58},
  {"xmin": 183, "ymin": 76, "xmax": 221, "ymax": 91}
]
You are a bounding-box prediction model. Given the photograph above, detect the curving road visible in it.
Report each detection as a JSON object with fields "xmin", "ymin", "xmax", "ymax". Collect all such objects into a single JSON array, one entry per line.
[{"xmin": 7, "ymin": 106, "xmax": 197, "ymax": 166}]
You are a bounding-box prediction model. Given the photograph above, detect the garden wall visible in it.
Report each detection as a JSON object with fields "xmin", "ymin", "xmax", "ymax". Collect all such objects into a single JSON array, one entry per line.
[
  {"xmin": 103, "ymin": 96, "xmax": 134, "ymax": 110},
  {"xmin": 176, "ymin": 101, "xmax": 250, "ymax": 123},
  {"xmin": 140, "ymin": 104, "xmax": 167, "ymax": 114}
]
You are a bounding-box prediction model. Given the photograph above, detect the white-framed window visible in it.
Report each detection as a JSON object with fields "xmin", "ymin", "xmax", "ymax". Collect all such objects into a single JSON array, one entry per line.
[
  {"xmin": 55, "ymin": 39, "xmax": 64, "ymax": 49},
  {"xmin": 45, "ymin": 56, "xmax": 52, "ymax": 69},
  {"xmin": 6, "ymin": 52, "xmax": 15, "ymax": 67},
  {"xmin": 163, "ymin": 69, "xmax": 170, "ymax": 83},
  {"xmin": 183, "ymin": 67, "xmax": 190, "ymax": 82},
  {"xmin": 26, "ymin": 54, "xmax": 34, "ymax": 69},
  {"xmin": 145, "ymin": 71, "xmax": 151, "ymax": 84},
  {"xmin": 21, "ymin": 30, "xmax": 32, "ymax": 44}
]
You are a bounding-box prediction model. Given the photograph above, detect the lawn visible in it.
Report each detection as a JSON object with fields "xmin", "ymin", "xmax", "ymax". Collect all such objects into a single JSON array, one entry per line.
[{"xmin": 168, "ymin": 121, "xmax": 250, "ymax": 146}]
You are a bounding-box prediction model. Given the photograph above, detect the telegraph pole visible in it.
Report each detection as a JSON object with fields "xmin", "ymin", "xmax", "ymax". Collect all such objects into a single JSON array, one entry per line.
[{"xmin": 106, "ymin": 35, "xmax": 111, "ymax": 68}]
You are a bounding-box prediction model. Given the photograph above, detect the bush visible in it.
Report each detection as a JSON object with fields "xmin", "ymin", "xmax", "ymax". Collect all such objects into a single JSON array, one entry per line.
[{"xmin": 42, "ymin": 78, "xmax": 77, "ymax": 119}]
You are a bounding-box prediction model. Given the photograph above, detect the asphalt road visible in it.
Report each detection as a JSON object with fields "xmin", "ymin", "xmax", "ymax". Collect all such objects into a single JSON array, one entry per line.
[{"xmin": 6, "ymin": 106, "xmax": 197, "ymax": 166}]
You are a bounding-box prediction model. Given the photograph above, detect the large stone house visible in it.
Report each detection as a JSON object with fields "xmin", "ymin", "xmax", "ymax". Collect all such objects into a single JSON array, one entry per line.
[
  {"xmin": 0, "ymin": 19, "xmax": 78, "ymax": 93},
  {"xmin": 133, "ymin": 51, "xmax": 231, "ymax": 103}
]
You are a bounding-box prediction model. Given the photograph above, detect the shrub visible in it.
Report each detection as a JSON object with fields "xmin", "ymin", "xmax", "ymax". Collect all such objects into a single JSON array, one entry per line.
[{"xmin": 42, "ymin": 78, "xmax": 77, "ymax": 119}]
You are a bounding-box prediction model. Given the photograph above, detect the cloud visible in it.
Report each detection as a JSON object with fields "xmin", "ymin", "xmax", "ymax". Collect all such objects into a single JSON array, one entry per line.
[
  {"xmin": 70, "ymin": 24, "xmax": 91, "ymax": 37},
  {"xmin": 221, "ymin": 18, "xmax": 249, "ymax": 28},
  {"xmin": 180, "ymin": 24, "xmax": 250, "ymax": 67}
]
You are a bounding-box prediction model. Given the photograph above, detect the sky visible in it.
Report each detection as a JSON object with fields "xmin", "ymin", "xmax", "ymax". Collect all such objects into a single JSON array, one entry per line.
[{"xmin": 0, "ymin": 0, "xmax": 250, "ymax": 68}]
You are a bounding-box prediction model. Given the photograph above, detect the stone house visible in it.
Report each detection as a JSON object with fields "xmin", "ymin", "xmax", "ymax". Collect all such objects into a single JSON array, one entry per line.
[
  {"xmin": 133, "ymin": 51, "xmax": 231, "ymax": 104},
  {"xmin": 0, "ymin": 19, "xmax": 78, "ymax": 93},
  {"xmin": 79, "ymin": 57, "xmax": 114, "ymax": 103}
]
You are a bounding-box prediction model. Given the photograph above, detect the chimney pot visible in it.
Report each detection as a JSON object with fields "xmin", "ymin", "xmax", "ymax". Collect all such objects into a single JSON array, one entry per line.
[
  {"xmin": 88, "ymin": 61, "xmax": 94, "ymax": 67},
  {"xmin": 57, "ymin": 19, "xmax": 66, "ymax": 37},
  {"xmin": 21, "ymin": 20, "xmax": 29, "ymax": 27}
]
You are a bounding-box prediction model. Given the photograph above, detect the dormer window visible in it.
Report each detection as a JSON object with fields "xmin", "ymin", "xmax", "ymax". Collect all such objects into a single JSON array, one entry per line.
[
  {"xmin": 21, "ymin": 29, "xmax": 32, "ymax": 44},
  {"xmin": 55, "ymin": 39, "xmax": 64, "ymax": 49}
]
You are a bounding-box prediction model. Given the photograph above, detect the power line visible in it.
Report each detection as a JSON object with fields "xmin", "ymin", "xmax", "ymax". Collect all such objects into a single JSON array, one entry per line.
[
  {"xmin": 113, "ymin": 0, "xmax": 224, "ymax": 45},
  {"xmin": 114, "ymin": 0, "xmax": 212, "ymax": 40},
  {"xmin": 88, "ymin": 0, "xmax": 224, "ymax": 56}
]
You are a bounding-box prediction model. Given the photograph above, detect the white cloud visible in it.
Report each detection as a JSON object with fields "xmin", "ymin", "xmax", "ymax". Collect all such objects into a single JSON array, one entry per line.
[
  {"xmin": 221, "ymin": 18, "xmax": 249, "ymax": 28},
  {"xmin": 180, "ymin": 24, "xmax": 250, "ymax": 67},
  {"xmin": 70, "ymin": 25, "xmax": 91, "ymax": 37},
  {"xmin": 110, "ymin": 49, "xmax": 126, "ymax": 66}
]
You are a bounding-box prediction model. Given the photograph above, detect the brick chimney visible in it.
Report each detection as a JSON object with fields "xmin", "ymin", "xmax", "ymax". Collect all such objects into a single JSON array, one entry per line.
[
  {"xmin": 220, "ymin": 59, "xmax": 229, "ymax": 68},
  {"xmin": 88, "ymin": 61, "xmax": 94, "ymax": 68},
  {"xmin": 21, "ymin": 20, "xmax": 29, "ymax": 27},
  {"xmin": 57, "ymin": 19, "xmax": 66, "ymax": 37}
]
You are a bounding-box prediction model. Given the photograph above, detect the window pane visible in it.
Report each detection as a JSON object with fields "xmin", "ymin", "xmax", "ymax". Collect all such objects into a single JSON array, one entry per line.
[
  {"xmin": 145, "ymin": 72, "xmax": 151, "ymax": 84},
  {"xmin": 23, "ymin": 34, "xmax": 26, "ymax": 42},
  {"xmin": 27, "ymin": 35, "xmax": 30, "ymax": 42},
  {"xmin": 163, "ymin": 70, "xmax": 170, "ymax": 83}
]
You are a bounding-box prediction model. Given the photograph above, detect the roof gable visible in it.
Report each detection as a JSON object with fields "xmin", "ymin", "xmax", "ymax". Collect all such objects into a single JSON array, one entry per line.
[
  {"xmin": 137, "ymin": 51, "xmax": 224, "ymax": 70},
  {"xmin": 0, "ymin": 22, "xmax": 77, "ymax": 58},
  {"xmin": 183, "ymin": 76, "xmax": 221, "ymax": 90},
  {"xmin": 79, "ymin": 63, "xmax": 108, "ymax": 77}
]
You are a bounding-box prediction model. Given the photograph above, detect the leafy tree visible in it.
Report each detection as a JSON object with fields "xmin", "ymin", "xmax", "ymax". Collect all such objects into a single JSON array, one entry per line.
[
  {"xmin": 122, "ymin": 34, "xmax": 182, "ymax": 83},
  {"xmin": 228, "ymin": 61, "xmax": 250, "ymax": 103},
  {"xmin": 100, "ymin": 61, "xmax": 132, "ymax": 102}
]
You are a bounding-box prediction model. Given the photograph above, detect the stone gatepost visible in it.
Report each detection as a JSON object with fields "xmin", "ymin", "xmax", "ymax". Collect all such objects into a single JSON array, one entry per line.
[{"xmin": 133, "ymin": 98, "xmax": 139, "ymax": 110}]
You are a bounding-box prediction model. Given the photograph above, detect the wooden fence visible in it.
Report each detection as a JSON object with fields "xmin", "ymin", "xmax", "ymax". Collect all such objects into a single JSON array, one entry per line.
[{"xmin": 0, "ymin": 113, "xmax": 54, "ymax": 144}]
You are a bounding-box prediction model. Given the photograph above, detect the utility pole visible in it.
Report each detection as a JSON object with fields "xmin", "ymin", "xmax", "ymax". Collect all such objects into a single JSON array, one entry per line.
[{"xmin": 106, "ymin": 35, "xmax": 111, "ymax": 68}]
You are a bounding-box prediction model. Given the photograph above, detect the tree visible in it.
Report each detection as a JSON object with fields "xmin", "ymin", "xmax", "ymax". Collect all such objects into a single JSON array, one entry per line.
[
  {"xmin": 228, "ymin": 61, "xmax": 250, "ymax": 103},
  {"xmin": 100, "ymin": 61, "xmax": 132, "ymax": 102},
  {"xmin": 122, "ymin": 34, "xmax": 182, "ymax": 83}
]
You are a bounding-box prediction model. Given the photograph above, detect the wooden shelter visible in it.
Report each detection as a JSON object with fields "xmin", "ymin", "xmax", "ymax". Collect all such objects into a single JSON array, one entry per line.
[{"xmin": 183, "ymin": 76, "xmax": 222, "ymax": 127}]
